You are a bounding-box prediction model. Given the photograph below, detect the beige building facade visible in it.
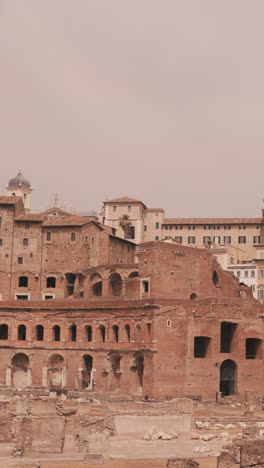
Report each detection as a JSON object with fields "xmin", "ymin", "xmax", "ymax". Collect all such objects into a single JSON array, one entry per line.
[{"xmin": 102, "ymin": 196, "xmax": 263, "ymax": 262}]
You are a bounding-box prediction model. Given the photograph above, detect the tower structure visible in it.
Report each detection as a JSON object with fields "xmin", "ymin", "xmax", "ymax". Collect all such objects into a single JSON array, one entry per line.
[{"xmin": 6, "ymin": 171, "xmax": 32, "ymax": 213}]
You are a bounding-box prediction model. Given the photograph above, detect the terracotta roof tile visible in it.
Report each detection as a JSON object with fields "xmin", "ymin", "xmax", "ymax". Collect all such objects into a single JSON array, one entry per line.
[
  {"xmin": 0, "ymin": 196, "xmax": 22, "ymax": 204},
  {"xmin": 15, "ymin": 214, "xmax": 46, "ymax": 222},
  {"xmin": 43, "ymin": 215, "xmax": 96, "ymax": 227},
  {"xmin": 146, "ymin": 208, "xmax": 164, "ymax": 212},
  {"xmin": 104, "ymin": 196, "xmax": 146, "ymax": 205}
]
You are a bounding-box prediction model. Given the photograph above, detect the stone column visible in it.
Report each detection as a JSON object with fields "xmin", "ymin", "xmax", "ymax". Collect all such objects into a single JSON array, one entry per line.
[
  {"xmin": 62, "ymin": 368, "xmax": 67, "ymax": 388},
  {"xmin": 122, "ymin": 279, "xmax": 127, "ymax": 296},
  {"xmin": 42, "ymin": 367, "xmax": 48, "ymax": 387},
  {"xmin": 6, "ymin": 366, "xmax": 12, "ymax": 386},
  {"xmin": 102, "ymin": 278, "xmax": 109, "ymax": 297},
  {"xmin": 27, "ymin": 367, "xmax": 32, "ymax": 387},
  {"xmin": 244, "ymin": 390, "xmax": 257, "ymax": 415}
]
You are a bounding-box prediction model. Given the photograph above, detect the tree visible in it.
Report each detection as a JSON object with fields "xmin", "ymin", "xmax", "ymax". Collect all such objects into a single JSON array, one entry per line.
[{"xmin": 119, "ymin": 214, "xmax": 132, "ymax": 239}]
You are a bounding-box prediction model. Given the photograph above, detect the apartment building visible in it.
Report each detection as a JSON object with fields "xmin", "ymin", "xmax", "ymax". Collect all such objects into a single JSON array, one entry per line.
[{"xmin": 102, "ymin": 196, "xmax": 263, "ymax": 261}]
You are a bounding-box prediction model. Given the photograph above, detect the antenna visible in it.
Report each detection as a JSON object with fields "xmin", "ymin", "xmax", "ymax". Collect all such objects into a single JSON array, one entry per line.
[{"xmin": 54, "ymin": 193, "xmax": 58, "ymax": 207}]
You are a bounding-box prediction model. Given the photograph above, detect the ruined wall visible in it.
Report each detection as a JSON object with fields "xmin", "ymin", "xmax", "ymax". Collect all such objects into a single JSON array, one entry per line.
[
  {"xmin": 0, "ymin": 298, "xmax": 263, "ymax": 399},
  {"xmin": 0, "ymin": 301, "xmax": 154, "ymax": 395},
  {"xmin": 137, "ymin": 242, "xmax": 242, "ymax": 300},
  {"xmin": 153, "ymin": 299, "xmax": 264, "ymax": 399}
]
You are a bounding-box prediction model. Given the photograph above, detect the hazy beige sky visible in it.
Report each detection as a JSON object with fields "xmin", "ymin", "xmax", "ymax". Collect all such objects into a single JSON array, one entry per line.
[{"xmin": 0, "ymin": 1, "xmax": 264, "ymax": 216}]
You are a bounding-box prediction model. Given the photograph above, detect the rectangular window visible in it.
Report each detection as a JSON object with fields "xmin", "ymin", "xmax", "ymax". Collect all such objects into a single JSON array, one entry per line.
[
  {"xmin": 188, "ymin": 225, "xmax": 195, "ymax": 230},
  {"xmin": 155, "ymin": 222, "xmax": 160, "ymax": 229},
  {"xmin": 15, "ymin": 294, "xmax": 29, "ymax": 300},
  {"xmin": 239, "ymin": 225, "xmax": 246, "ymax": 230},
  {"xmin": 25, "ymin": 222, "xmax": 30, "ymax": 229},
  {"xmin": 203, "ymin": 236, "xmax": 211, "ymax": 244},
  {"xmin": 220, "ymin": 322, "xmax": 237, "ymax": 353},
  {"xmin": 144, "ymin": 225, "xmax": 147, "ymax": 231},
  {"xmin": 155, "ymin": 235, "xmax": 159, "ymax": 240},
  {"xmin": 175, "ymin": 236, "xmax": 182, "ymax": 243},
  {"xmin": 213, "ymin": 236, "xmax": 221, "ymax": 244},
  {"xmin": 238, "ymin": 236, "xmax": 246, "ymax": 244},
  {"xmin": 224, "ymin": 225, "xmax": 231, "ymax": 230},
  {"xmin": 258, "ymin": 289, "xmax": 264, "ymax": 300},
  {"xmin": 204, "ymin": 225, "xmax": 211, "ymax": 230},
  {"xmin": 142, "ymin": 280, "xmax": 149, "ymax": 293},
  {"xmin": 0, "ymin": 239, "xmax": 2, "ymax": 246},
  {"xmin": 188, "ymin": 236, "xmax": 195, "ymax": 244},
  {"xmin": 236, "ymin": 271, "xmax": 241, "ymax": 277},
  {"xmin": 244, "ymin": 271, "xmax": 248, "ymax": 278},
  {"xmin": 44, "ymin": 294, "xmax": 54, "ymax": 300},
  {"xmin": 245, "ymin": 338, "xmax": 261, "ymax": 359},
  {"xmin": 125, "ymin": 226, "xmax": 135, "ymax": 239},
  {"xmin": 251, "ymin": 270, "xmax": 255, "ymax": 277},
  {"xmin": 213, "ymin": 225, "xmax": 220, "ymax": 230},
  {"xmin": 46, "ymin": 232, "xmax": 51, "ymax": 241},
  {"xmin": 224, "ymin": 236, "xmax": 231, "ymax": 244},
  {"xmin": 175, "ymin": 225, "xmax": 182, "ymax": 230},
  {"xmin": 194, "ymin": 337, "xmax": 211, "ymax": 358},
  {"xmin": 17, "ymin": 257, "xmax": 23, "ymax": 264},
  {"xmin": 112, "ymin": 205, "xmax": 117, "ymax": 213},
  {"xmin": 253, "ymin": 236, "xmax": 261, "ymax": 244},
  {"xmin": 127, "ymin": 205, "xmax": 131, "ymax": 212}
]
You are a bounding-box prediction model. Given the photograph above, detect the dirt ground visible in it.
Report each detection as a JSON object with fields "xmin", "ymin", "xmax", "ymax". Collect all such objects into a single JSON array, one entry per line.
[{"xmin": 32, "ymin": 458, "xmax": 217, "ymax": 468}]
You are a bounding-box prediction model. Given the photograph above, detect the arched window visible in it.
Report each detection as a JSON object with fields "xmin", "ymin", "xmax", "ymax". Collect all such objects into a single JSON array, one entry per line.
[
  {"xmin": 112, "ymin": 325, "xmax": 119, "ymax": 342},
  {"xmin": 0, "ymin": 324, "xmax": 8, "ymax": 340},
  {"xmin": 18, "ymin": 324, "xmax": 26, "ymax": 340},
  {"xmin": 85, "ymin": 325, "xmax": 92, "ymax": 342},
  {"xmin": 69, "ymin": 324, "xmax": 77, "ymax": 342},
  {"xmin": 19, "ymin": 276, "xmax": 28, "ymax": 288},
  {"xmin": 99, "ymin": 325, "xmax": 106, "ymax": 343},
  {"xmin": 125, "ymin": 324, "xmax": 130, "ymax": 342},
  {"xmin": 47, "ymin": 277, "xmax": 56, "ymax": 288},
  {"xmin": 212, "ymin": 271, "xmax": 219, "ymax": 286},
  {"xmin": 23, "ymin": 238, "xmax": 28, "ymax": 247},
  {"xmin": 90, "ymin": 273, "xmax": 103, "ymax": 297},
  {"xmin": 36, "ymin": 325, "xmax": 44, "ymax": 341},
  {"xmin": 53, "ymin": 325, "xmax": 60, "ymax": 341},
  {"xmin": 71, "ymin": 232, "xmax": 76, "ymax": 241},
  {"xmin": 109, "ymin": 273, "xmax": 122, "ymax": 296}
]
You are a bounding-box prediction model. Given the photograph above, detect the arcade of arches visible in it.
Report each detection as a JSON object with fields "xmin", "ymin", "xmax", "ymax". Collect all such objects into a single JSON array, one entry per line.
[
  {"xmin": 5, "ymin": 350, "xmax": 147, "ymax": 396},
  {"xmin": 0, "ymin": 284, "xmax": 263, "ymax": 399}
]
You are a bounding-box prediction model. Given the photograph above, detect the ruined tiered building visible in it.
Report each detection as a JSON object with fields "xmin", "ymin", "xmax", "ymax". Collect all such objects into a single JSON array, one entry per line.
[{"xmin": 0, "ymin": 172, "xmax": 263, "ymax": 399}]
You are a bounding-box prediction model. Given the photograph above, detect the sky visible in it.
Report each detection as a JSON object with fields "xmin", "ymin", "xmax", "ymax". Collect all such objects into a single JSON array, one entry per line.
[{"xmin": 0, "ymin": 1, "xmax": 264, "ymax": 217}]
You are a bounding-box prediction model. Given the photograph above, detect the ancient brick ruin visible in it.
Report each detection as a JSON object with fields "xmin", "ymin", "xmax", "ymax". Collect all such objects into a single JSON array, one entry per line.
[{"xmin": 0, "ymin": 187, "xmax": 264, "ymax": 466}]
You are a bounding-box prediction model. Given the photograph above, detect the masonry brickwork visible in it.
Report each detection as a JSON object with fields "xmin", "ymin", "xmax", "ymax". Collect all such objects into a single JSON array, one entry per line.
[{"xmin": 0, "ymin": 181, "xmax": 263, "ymax": 400}]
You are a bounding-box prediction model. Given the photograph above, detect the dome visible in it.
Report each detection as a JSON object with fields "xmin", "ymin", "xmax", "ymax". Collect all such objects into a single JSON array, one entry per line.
[{"xmin": 8, "ymin": 171, "xmax": 31, "ymax": 189}]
